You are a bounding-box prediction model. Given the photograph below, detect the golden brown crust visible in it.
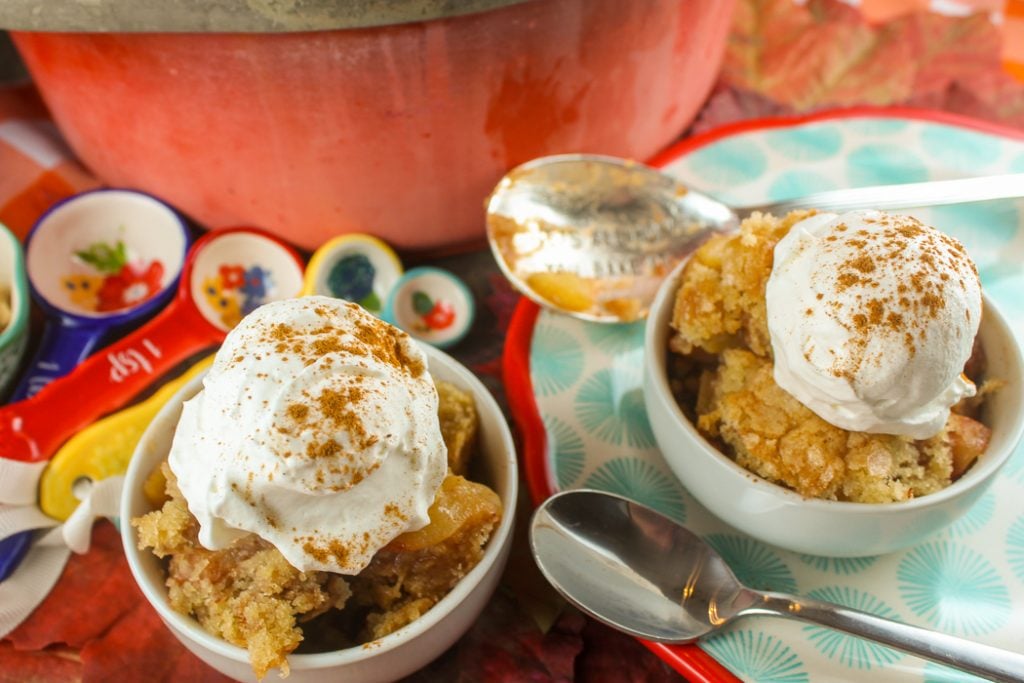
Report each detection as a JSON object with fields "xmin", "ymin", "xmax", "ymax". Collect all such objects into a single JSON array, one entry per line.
[
  {"xmin": 134, "ymin": 464, "xmax": 350, "ymax": 679},
  {"xmin": 435, "ymin": 380, "xmax": 478, "ymax": 476},
  {"xmin": 695, "ymin": 349, "xmax": 972, "ymax": 502},
  {"xmin": 353, "ymin": 474, "xmax": 501, "ymax": 641},
  {"xmin": 670, "ymin": 210, "xmax": 813, "ymax": 358}
]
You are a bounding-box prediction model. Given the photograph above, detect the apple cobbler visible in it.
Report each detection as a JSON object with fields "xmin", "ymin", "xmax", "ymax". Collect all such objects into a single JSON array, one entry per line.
[
  {"xmin": 133, "ymin": 379, "xmax": 501, "ymax": 679},
  {"xmin": 667, "ymin": 211, "xmax": 997, "ymax": 503}
]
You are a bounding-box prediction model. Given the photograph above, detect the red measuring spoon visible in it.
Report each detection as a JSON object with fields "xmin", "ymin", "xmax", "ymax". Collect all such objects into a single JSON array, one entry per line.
[{"xmin": 0, "ymin": 225, "xmax": 305, "ymax": 465}]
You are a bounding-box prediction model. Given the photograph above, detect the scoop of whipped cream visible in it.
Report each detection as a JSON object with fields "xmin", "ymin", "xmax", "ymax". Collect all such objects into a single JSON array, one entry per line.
[
  {"xmin": 765, "ymin": 210, "xmax": 982, "ymax": 439},
  {"xmin": 168, "ymin": 296, "xmax": 447, "ymax": 574}
]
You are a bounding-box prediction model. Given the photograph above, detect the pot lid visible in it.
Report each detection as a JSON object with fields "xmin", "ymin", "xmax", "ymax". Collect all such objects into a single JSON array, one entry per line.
[{"xmin": 0, "ymin": 0, "xmax": 535, "ymax": 32}]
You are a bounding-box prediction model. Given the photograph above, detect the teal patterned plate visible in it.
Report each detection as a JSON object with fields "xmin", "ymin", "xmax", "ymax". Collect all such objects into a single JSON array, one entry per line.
[{"xmin": 504, "ymin": 109, "xmax": 1024, "ymax": 683}]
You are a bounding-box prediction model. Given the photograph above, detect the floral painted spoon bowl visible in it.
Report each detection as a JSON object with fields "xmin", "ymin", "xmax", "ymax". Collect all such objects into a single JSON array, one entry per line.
[
  {"xmin": 301, "ymin": 232, "xmax": 402, "ymax": 316},
  {"xmin": 12, "ymin": 188, "xmax": 189, "ymax": 399}
]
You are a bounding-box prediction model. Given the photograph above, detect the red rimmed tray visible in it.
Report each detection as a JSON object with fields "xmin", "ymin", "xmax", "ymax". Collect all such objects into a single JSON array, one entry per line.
[{"xmin": 502, "ymin": 106, "xmax": 1024, "ymax": 682}]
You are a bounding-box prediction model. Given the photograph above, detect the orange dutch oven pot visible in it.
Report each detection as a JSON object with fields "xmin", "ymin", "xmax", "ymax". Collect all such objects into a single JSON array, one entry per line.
[{"xmin": 4, "ymin": 0, "xmax": 736, "ymax": 251}]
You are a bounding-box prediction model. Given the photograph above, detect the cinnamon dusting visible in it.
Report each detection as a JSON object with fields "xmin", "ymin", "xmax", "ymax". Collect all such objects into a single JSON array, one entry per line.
[{"xmin": 817, "ymin": 213, "xmax": 979, "ymax": 380}]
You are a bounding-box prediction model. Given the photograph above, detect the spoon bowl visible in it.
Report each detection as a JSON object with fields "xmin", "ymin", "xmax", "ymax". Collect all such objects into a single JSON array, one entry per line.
[
  {"xmin": 190, "ymin": 229, "xmax": 305, "ymax": 332},
  {"xmin": 487, "ymin": 155, "xmax": 1024, "ymax": 323},
  {"xmin": 27, "ymin": 189, "xmax": 187, "ymax": 321},
  {"xmin": 15, "ymin": 189, "xmax": 189, "ymax": 398},
  {"xmin": 531, "ymin": 488, "xmax": 735, "ymax": 643},
  {"xmin": 531, "ymin": 489, "xmax": 1024, "ymax": 682},
  {"xmin": 301, "ymin": 233, "xmax": 403, "ymax": 316},
  {"xmin": 486, "ymin": 155, "xmax": 731, "ymax": 323}
]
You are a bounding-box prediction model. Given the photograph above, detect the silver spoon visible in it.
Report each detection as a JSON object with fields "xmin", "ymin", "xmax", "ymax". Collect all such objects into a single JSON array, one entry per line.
[
  {"xmin": 486, "ymin": 154, "xmax": 1024, "ymax": 323},
  {"xmin": 531, "ymin": 489, "xmax": 1024, "ymax": 683}
]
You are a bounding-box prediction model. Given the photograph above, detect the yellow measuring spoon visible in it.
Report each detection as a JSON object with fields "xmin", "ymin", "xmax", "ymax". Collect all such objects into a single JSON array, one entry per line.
[
  {"xmin": 39, "ymin": 354, "xmax": 214, "ymax": 521},
  {"xmin": 302, "ymin": 233, "xmax": 402, "ymax": 316}
]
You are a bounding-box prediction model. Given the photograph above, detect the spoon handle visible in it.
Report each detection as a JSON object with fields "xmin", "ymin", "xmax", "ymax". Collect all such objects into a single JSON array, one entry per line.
[
  {"xmin": 0, "ymin": 321, "xmax": 109, "ymax": 582},
  {"xmin": 742, "ymin": 173, "xmax": 1024, "ymax": 215},
  {"xmin": 742, "ymin": 590, "xmax": 1024, "ymax": 682},
  {"xmin": 0, "ymin": 298, "xmax": 219, "ymax": 465},
  {"xmin": 9, "ymin": 320, "xmax": 108, "ymax": 401}
]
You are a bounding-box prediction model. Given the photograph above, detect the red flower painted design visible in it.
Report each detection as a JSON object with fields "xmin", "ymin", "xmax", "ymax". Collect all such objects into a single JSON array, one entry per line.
[
  {"xmin": 218, "ymin": 264, "xmax": 246, "ymax": 290},
  {"xmin": 412, "ymin": 291, "xmax": 456, "ymax": 331},
  {"xmin": 96, "ymin": 260, "xmax": 165, "ymax": 312},
  {"xmin": 423, "ymin": 300, "xmax": 456, "ymax": 330}
]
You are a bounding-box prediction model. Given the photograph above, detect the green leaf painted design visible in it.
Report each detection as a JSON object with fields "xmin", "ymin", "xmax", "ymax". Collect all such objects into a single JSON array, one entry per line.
[
  {"xmin": 412, "ymin": 290, "xmax": 433, "ymax": 315},
  {"xmin": 74, "ymin": 239, "xmax": 128, "ymax": 274},
  {"xmin": 583, "ymin": 457, "xmax": 685, "ymax": 524},
  {"xmin": 358, "ymin": 291, "xmax": 382, "ymax": 313},
  {"xmin": 704, "ymin": 533, "xmax": 797, "ymax": 594},
  {"xmin": 803, "ymin": 587, "xmax": 903, "ymax": 669},
  {"xmin": 702, "ymin": 629, "xmax": 809, "ymax": 683}
]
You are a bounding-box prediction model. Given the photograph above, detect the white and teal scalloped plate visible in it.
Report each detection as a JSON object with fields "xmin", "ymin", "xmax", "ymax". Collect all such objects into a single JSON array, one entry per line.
[{"xmin": 505, "ymin": 110, "xmax": 1024, "ymax": 683}]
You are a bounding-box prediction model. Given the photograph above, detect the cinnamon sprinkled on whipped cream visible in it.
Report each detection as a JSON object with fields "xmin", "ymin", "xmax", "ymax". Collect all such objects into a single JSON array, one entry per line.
[
  {"xmin": 169, "ymin": 296, "xmax": 447, "ymax": 574},
  {"xmin": 766, "ymin": 210, "xmax": 981, "ymax": 439}
]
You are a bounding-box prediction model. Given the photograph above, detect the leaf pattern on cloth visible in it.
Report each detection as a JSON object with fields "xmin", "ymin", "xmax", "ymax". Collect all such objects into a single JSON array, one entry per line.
[
  {"xmin": 694, "ymin": 0, "xmax": 1024, "ymax": 132},
  {"xmin": 405, "ymin": 590, "xmax": 584, "ymax": 683},
  {"xmin": 5, "ymin": 522, "xmax": 134, "ymax": 651},
  {"xmin": 576, "ymin": 618, "xmax": 687, "ymax": 683},
  {"xmin": 1, "ymin": 523, "xmax": 232, "ymax": 682},
  {"xmin": 0, "ymin": 642, "xmax": 81, "ymax": 683}
]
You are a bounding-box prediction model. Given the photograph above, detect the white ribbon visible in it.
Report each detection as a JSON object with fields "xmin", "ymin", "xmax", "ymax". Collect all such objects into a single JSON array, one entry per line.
[
  {"xmin": 0, "ymin": 475, "xmax": 124, "ymax": 639},
  {"xmin": 0, "ymin": 460, "xmax": 47, "ymax": 506}
]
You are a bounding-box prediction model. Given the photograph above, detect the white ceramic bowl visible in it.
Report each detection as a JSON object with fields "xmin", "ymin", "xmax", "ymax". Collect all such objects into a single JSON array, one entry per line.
[
  {"xmin": 121, "ymin": 344, "xmax": 518, "ymax": 682},
  {"xmin": 644, "ymin": 259, "xmax": 1024, "ymax": 558}
]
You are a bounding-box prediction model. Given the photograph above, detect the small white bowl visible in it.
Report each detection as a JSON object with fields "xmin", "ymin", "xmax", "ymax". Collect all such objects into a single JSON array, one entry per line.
[
  {"xmin": 121, "ymin": 344, "xmax": 517, "ymax": 682},
  {"xmin": 644, "ymin": 259, "xmax": 1024, "ymax": 558}
]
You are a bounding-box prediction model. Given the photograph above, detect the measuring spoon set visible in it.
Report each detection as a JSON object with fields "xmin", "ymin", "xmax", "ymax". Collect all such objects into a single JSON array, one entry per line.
[{"xmin": 0, "ymin": 189, "xmax": 305, "ymax": 579}]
